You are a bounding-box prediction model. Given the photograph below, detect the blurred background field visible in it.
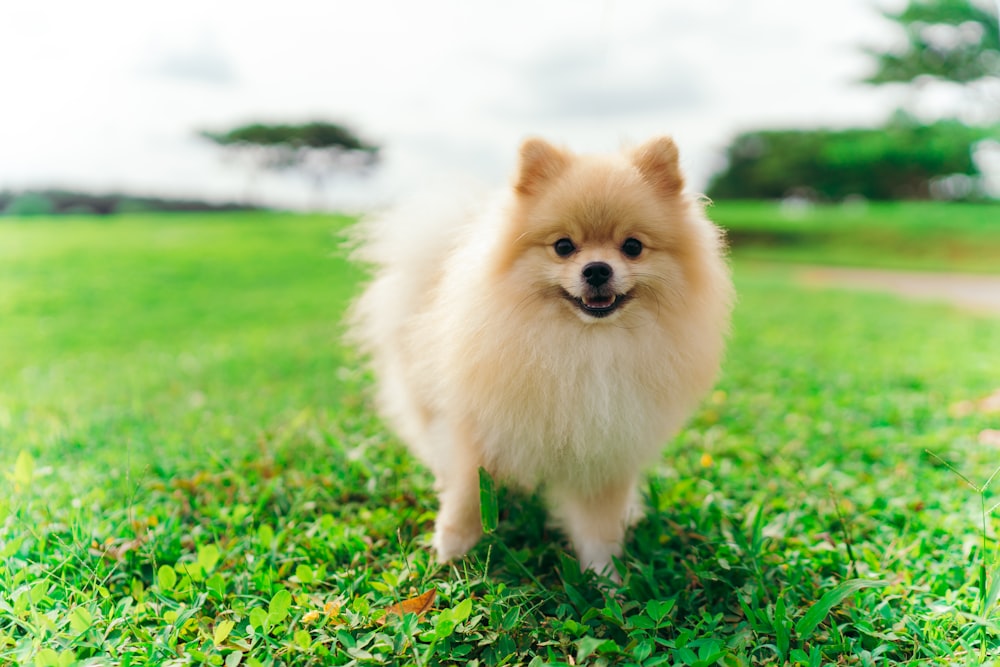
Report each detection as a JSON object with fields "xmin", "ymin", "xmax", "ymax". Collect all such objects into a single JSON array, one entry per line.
[
  {"xmin": 3, "ymin": 0, "xmax": 1000, "ymax": 664},
  {"xmin": 712, "ymin": 200, "xmax": 1000, "ymax": 273}
]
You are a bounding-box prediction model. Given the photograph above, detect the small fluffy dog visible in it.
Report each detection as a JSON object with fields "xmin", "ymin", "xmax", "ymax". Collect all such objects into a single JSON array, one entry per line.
[{"xmin": 349, "ymin": 136, "xmax": 733, "ymax": 578}]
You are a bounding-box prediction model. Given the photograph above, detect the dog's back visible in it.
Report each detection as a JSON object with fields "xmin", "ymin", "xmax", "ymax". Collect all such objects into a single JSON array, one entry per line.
[{"xmin": 347, "ymin": 192, "xmax": 490, "ymax": 449}]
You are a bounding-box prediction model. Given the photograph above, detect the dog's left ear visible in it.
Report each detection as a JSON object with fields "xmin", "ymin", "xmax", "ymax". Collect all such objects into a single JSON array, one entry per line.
[
  {"xmin": 632, "ymin": 136, "xmax": 684, "ymax": 198},
  {"xmin": 515, "ymin": 138, "xmax": 570, "ymax": 197}
]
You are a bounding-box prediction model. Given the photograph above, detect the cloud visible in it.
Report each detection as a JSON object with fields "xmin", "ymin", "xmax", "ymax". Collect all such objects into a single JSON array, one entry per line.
[
  {"xmin": 146, "ymin": 33, "xmax": 237, "ymax": 85},
  {"xmin": 493, "ymin": 33, "xmax": 707, "ymax": 122}
]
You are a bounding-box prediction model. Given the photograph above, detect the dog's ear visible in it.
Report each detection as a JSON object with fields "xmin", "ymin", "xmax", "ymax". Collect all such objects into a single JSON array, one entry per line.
[
  {"xmin": 515, "ymin": 138, "xmax": 569, "ymax": 196},
  {"xmin": 632, "ymin": 136, "xmax": 684, "ymax": 198}
]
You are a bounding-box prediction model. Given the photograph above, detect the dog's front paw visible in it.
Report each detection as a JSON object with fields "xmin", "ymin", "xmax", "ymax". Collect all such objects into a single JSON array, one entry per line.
[
  {"xmin": 577, "ymin": 541, "xmax": 623, "ymax": 583},
  {"xmin": 433, "ymin": 521, "xmax": 482, "ymax": 563}
]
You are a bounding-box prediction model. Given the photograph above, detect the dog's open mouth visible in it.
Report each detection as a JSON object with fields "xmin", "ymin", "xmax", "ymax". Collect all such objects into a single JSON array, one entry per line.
[{"xmin": 563, "ymin": 290, "xmax": 633, "ymax": 318}]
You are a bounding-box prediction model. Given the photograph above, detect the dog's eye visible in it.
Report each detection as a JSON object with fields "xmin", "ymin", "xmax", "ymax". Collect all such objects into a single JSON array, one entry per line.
[
  {"xmin": 621, "ymin": 238, "xmax": 643, "ymax": 258},
  {"xmin": 553, "ymin": 238, "xmax": 576, "ymax": 257}
]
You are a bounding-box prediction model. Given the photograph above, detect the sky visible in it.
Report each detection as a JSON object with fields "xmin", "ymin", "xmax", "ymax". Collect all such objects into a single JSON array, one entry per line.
[{"xmin": 0, "ymin": 0, "xmax": 954, "ymax": 210}]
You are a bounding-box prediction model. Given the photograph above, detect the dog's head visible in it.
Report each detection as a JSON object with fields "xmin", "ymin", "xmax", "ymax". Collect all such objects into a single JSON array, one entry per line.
[{"xmin": 496, "ymin": 136, "xmax": 698, "ymax": 325}]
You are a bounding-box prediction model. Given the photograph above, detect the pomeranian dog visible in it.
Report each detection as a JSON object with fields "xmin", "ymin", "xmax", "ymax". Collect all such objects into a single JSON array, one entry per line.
[{"xmin": 349, "ymin": 136, "xmax": 733, "ymax": 579}]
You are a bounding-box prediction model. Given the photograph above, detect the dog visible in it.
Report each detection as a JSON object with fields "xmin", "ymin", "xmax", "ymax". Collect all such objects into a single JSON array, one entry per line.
[{"xmin": 349, "ymin": 136, "xmax": 733, "ymax": 579}]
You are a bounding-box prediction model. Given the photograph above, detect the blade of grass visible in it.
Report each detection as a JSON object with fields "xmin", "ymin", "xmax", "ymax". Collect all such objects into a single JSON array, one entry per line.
[
  {"xmin": 925, "ymin": 450, "xmax": 980, "ymax": 492},
  {"xmin": 795, "ymin": 579, "xmax": 891, "ymax": 640},
  {"xmin": 478, "ymin": 467, "xmax": 499, "ymax": 534}
]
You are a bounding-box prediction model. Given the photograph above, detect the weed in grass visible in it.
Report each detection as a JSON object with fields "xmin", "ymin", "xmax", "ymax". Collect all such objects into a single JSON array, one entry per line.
[{"xmin": 924, "ymin": 449, "xmax": 1000, "ymax": 663}]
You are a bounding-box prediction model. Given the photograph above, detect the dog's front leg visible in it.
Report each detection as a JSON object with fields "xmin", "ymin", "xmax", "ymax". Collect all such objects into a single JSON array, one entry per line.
[
  {"xmin": 431, "ymin": 421, "xmax": 485, "ymax": 563},
  {"xmin": 549, "ymin": 477, "xmax": 641, "ymax": 582}
]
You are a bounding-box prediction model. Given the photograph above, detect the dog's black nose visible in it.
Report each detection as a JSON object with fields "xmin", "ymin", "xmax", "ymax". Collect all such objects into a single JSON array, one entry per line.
[{"xmin": 582, "ymin": 261, "xmax": 612, "ymax": 287}]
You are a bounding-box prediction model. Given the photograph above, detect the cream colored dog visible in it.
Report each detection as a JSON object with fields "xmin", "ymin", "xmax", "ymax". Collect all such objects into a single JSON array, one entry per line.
[{"xmin": 350, "ymin": 136, "xmax": 733, "ymax": 578}]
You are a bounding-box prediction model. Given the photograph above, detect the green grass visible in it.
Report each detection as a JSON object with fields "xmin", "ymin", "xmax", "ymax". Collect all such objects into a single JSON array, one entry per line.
[
  {"xmin": 3, "ymin": 212, "xmax": 1000, "ymax": 665},
  {"xmin": 711, "ymin": 200, "xmax": 1000, "ymax": 273}
]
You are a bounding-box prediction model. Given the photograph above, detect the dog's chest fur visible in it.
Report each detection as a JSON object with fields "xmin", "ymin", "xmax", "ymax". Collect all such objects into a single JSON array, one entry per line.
[{"xmin": 449, "ymin": 320, "xmax": 680, "ymax": 490}]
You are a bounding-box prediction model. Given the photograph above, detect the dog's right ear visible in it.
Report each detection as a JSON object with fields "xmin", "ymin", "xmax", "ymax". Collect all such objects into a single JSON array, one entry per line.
[
  {"xmin": 514, "ymin": 138, "xmax": 569, "ymax": 197},
  {"xmin": 632, "ymin": 136, "xmax": 684, "ymax": 198}
]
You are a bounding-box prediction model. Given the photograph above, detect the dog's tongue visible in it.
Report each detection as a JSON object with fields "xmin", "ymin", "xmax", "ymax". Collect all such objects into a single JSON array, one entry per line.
[{"xmin": 584, "ymin": 295, "xmax": 615, "ymax": 308}]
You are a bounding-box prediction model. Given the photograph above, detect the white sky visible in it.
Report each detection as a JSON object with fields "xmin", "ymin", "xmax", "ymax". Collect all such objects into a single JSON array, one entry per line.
[{"xmin": 0, "ymin": 0, "xmax": 925, "ymax": 210}]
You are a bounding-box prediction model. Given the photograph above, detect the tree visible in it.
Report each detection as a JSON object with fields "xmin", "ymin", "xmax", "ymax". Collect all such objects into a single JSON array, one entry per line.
[
  {"xmin": 706, "ymin": 117, "xmax": 1000, "ymax": 201},
  {"xmin": 2, "ymin": 192, "xmax": 55, "ymax": 216},
  {"xmin": 864, "ymin": 0, "xmax": 999, "ymax": 119},
  {"xmin": 707, "ymin": 1, "xmax": 1000, "ymax": 201},
  {"xmin": 201, "ymin": 121, "xmax": 380, "ymax": 209}
]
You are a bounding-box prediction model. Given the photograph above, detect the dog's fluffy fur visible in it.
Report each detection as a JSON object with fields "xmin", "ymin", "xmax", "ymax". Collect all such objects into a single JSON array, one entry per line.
[{"xmin": 349, "ymin": 136, "xmax": 733, "ymax": 577}]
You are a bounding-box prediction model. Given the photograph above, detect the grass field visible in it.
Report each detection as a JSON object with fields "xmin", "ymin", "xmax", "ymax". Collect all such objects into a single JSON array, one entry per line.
[
  {"xmin": 2, "ymin": 210, "xmax": 1000, "ymax": 666},
  {"xmin": 711, "ymin": 200, "xmax": 1000, "ymax": 273}
]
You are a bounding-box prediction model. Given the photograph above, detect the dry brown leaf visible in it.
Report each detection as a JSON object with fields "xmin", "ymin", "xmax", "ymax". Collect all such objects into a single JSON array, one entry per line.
[
  {"xmin": 378, "ymin": 588, "xmax": 437, "ymax": 624},
  {"xmin": 89, "ymin": 535, "xmax": 147, "ymax": 562},
  {"xmin": 324, "ymin": 600, "xmax": 342, "ymax": 617},
  {"xmin": 979, "ymin": 429, "xmax": 1000, "ymax": 447},
  {"xmin": 983, "ymin": 390, "xmax": 1000, "ymax": 413},
  {"xmin": 951, "ymin": 389, "xmax": 1000, "ymax": 417}
]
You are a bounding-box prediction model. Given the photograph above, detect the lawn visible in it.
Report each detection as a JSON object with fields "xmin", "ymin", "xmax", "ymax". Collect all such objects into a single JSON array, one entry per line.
[
  {"xmin": 711, "ymin": 200, "xmax": 1000, "ymax": 273},
  {"xmin": 2, "ymin": 211, "xmax": 1000, "ymax": 666}
]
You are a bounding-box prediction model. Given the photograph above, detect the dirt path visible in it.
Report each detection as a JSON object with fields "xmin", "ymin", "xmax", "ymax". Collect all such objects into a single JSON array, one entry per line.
[{"xmin": 798, "ymin": 266, "xmax": 1000, "ymax": 316}]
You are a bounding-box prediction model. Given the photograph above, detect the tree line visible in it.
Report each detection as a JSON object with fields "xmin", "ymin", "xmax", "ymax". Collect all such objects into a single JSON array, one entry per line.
[{"xmin": 0, "ymin": 190, "xmax": 257, "ymax": 217}]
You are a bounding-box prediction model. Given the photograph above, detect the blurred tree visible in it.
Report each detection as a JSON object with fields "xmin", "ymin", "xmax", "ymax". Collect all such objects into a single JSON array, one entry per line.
[
  {"xmin": 0, "ymin": 190, "xmax": 257, "ymax": 216},
  {"xmin": 708, "ymin": 1, "xmax": 1000, "ymax": 201},
  {"xmin": 707, "ymin": 116, "xmax": 1000, "ymax": 201},
  {"xmin": 201, "ymin": 121, "xmax": 380, "ymax": 209},
  {"xmin": 864, "ymin": 0, "xmax": 999, "ymax": 119},
  {"xmin": 3, "ymin": 192, "xmax": 55, "ymax": 216},
  {"xmin": 866, "ymin": 0, "xmax": 998, "ymax": 84}
]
